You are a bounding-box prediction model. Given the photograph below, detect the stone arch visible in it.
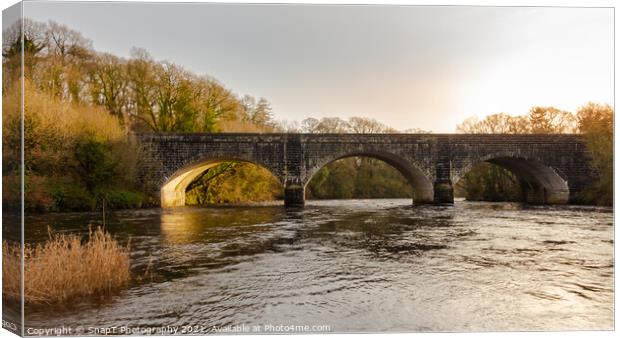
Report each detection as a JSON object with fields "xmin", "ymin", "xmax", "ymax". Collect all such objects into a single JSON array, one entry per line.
[
  {"xmin": 304, "ymin": 150, "xmax": 434, "ymax": 203},
  {"xmin": 453, "ymin": 152, "xmax": 570, "ymax": 204},
  {"xmin": 160, "ymin": 156, "xmax": 284, "ymax": 208}
]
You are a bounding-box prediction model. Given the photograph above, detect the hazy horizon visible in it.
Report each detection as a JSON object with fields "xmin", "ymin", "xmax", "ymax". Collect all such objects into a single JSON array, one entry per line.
[{"xmin": 18, "ymin": 2, "xmax": 614, "ymax": 132}]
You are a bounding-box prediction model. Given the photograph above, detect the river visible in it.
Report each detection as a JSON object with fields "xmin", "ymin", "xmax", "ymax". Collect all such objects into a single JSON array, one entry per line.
[{"xmin": 18, "ymin": 199, "xmax": 613, "ymax": 333}]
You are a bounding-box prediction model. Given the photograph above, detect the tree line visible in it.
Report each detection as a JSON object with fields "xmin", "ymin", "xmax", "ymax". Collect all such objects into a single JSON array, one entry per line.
[
  {"xmin": 455, "ymin": 105, "xmax": 612, "ymax": 205},
  {"xmin": 2, "ymin": 19, "xmax": 279, "ymax": 211},
  {"xmin": 2, "ymin": 19, "xmax": 612, "ymax": 210}
]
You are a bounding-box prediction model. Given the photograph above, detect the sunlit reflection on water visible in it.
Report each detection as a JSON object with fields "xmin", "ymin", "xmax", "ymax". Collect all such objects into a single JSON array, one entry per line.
[{"xmin": 21, "ymin": 199, "xmax": 613, "ymax": 332}]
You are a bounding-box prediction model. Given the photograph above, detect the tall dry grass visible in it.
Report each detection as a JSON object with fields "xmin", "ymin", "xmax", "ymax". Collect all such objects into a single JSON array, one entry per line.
[
  {"xmin": 2, "ymin": 241, "xmax": 22, "ymax": 300},
  {"xmin": 2, "ymin": 226, "xmax": 130, "ymax": 304}
]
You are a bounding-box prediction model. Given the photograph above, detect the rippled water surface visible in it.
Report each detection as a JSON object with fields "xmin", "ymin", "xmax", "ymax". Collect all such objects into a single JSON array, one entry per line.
[{"xmin": 22, "ymin": 199, "xmax": 613, "ymax": 332}]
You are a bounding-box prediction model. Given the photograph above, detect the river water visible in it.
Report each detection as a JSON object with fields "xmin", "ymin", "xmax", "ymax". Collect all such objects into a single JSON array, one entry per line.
[{"xmin": 20, "ymin": 199, "xmax": 613, "ymax": 333}]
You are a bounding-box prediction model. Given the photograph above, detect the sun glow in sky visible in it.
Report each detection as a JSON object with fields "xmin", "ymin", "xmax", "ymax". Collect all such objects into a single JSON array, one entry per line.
[{"xmin": 22, "ymin": 2, "xmax": 613, "ymax": 132}]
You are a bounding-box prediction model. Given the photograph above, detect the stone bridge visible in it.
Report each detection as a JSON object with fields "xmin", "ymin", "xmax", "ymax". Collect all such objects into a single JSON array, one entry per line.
[{"xmin": 136, "ymin": 133, "xmax": 597, "ymax": 208}]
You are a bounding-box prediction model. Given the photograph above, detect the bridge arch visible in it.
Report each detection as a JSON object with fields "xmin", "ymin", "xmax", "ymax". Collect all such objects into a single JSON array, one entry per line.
[
  {"xmin": 453, "ymin": 153, "xmax": 570, "ymax": 204},
  {"xmin": 137, "ymin": 133, "xmax": 596, "ymax": 207},
  {"xmin": 160, "ymin": 156, "xmax": 283, "ymax": 208},
  {"xmin": 303, "ymin": 150, "xmax": 434, "ymax": 203}
]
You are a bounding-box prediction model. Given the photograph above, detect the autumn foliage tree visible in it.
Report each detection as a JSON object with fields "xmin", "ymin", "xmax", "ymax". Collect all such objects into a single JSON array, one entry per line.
[
  {"xmin": 456, "ymin": 104, "xmax": 612, "ymax": 205},
  {"xmin": 2, "ymin": 19, "xmax": 281, "ymax": 210},
  {"xmin": 575, "ymin": 103, "xmax": 613, "ymax": 205}
]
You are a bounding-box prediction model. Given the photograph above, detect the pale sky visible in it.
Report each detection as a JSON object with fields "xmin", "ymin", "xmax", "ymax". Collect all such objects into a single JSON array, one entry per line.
[{"xmin": 20, "ymin": 1, "xmax": 614, "ymax": 132}]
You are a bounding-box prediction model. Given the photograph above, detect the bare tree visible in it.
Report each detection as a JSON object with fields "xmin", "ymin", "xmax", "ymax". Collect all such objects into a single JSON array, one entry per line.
[{"xmin": 88, "ymin": 53, "xmax": 129, "ymax": 121}]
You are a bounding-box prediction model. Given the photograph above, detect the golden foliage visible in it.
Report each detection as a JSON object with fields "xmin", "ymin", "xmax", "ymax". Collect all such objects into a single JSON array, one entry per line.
[
  {"xmin": 456, "ymin": 103, "xmax": 613, "ymax": 205},
  {"xmin": 2, "ymin": 78, "xmax": 127, "ymax": 175},
  {"xmin": 186, "ymin": 162, "xmax": 282, "ymax": 204},
  {"xmin": 2, "ymin": 78, "xmax": 144, "ymax": 211},
  {"xmin": 22, "ymin": 79, "xmax": 126, "ymax": 142},
  {"xmin": 576, "ymin": 102, "xmax": 613, "ymax": 205}
]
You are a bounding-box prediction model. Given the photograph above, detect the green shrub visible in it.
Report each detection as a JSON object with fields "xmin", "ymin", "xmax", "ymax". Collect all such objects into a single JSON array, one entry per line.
[
  {"xmin": 74, "ymin": 137, "xmax": 119, "ymax": 194},
  {"xmin": 102, "ymin": 189, "xmax": 144, "ymax": 209},
  {"xmin": 455, "ymin": 163, "xmax": 522, "ymax": 202},
  {"xmin": 47, "ymin": 180, "xmax": 96, "ymax": 212}
]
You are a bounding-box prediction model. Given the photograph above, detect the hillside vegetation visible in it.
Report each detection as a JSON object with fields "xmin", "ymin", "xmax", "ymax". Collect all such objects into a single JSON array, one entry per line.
[{"xmin": 2, "ymin": 19, "xmax": 612, "ymax": 210}]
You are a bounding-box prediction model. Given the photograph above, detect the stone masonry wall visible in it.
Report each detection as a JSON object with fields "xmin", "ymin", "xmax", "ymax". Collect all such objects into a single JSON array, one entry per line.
[{"xmin": 136, "ymin": 133, "xmax": 597, "ymax": 207}]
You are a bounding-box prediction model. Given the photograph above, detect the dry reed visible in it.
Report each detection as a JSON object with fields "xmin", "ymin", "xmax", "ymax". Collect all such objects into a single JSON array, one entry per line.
[{"xmin": 2, "ymin": 226, "xmax": 130, "ymax": 304}]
